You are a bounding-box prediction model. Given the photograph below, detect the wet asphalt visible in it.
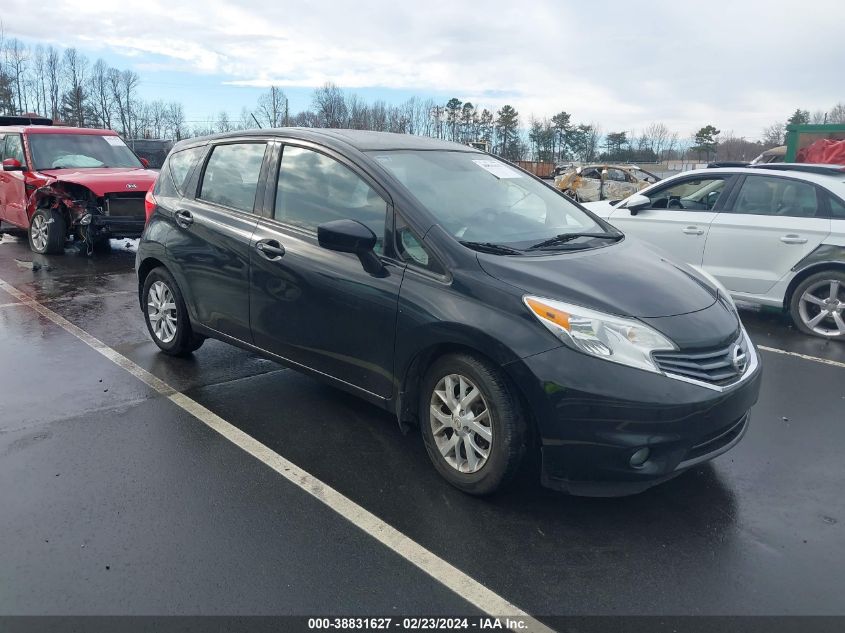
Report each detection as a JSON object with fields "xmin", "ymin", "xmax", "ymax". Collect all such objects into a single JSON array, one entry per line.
[{"xmin": 0, "ymin": 234, "xmax": 843, "ymax": 618}]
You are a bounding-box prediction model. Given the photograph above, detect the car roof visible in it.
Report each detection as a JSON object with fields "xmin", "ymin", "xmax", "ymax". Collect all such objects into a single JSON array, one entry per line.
[
  {"xmin": 667, "ymin": 165, "xmax": 845, "ymax": 190},
  {"xmin": 0, "ymin": 125, "xmax": 119, "ymax": 135},
  {"xmin": 173, "ymin": 128, "xmax": 479, "ymax": 153}
]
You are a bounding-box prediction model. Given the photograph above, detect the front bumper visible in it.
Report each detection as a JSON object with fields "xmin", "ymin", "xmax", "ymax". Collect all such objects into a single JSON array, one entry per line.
[
  {"xmin": 86, "ymin": 214, "xmax": 145, "ymax": 239},
  {"xmin": 506, "ymin": 339, "xmax": 762, "ymax": 496}
]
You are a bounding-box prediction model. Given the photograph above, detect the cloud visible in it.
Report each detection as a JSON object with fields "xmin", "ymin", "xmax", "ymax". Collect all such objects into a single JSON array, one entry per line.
[{"xmin": 3, "ymin": 0, "xmax": 844, "ymax": 137}]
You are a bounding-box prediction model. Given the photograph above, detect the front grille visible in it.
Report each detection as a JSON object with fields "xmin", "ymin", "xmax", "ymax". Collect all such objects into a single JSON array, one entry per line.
[
  {"xmin": 105, "ymin": 193, "xmax": 145, "ymax": 219},
  {"xmin": 653, "ymin": 334, "xmax": 749, "ymax": 386}
]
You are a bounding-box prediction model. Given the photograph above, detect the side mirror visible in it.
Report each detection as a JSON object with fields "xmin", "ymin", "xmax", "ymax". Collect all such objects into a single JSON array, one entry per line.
[
  {"xmin": 318, "ymin": 219, "xmax": 386, "ymax": 276},
  {"xmin": 623, "ymin": 193, "xmax": 651, "ymax": 216},
  {"xmin": 2, "ymin": 158, "xmax": 24, "ymax": 172},
  {"xmin": 139, "ymin": 157, "xmax": 150, "ymax": 168}
]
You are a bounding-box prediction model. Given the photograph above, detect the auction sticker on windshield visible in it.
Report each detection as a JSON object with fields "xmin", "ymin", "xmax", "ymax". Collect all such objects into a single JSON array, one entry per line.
[
  {"xmin": 472, "ymin": 159, "xmax": 522, "ymax": 179},
  {"xmin": 103, "ymin": 136, "xmax": 126, "ymax": 146}
]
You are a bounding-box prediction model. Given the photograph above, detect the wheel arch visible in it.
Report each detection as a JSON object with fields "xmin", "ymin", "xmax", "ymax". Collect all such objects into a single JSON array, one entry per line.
[
  {"xmin": 395, "ymin": 337, "xmax": 540, "ymax": 448},
  {"xmin": 136, "ymin": 256, "xmax": 168, "ymax": 307},
  {"xmin": 784, "ymin": 261, "xmax": 845, "ymax": 310}
]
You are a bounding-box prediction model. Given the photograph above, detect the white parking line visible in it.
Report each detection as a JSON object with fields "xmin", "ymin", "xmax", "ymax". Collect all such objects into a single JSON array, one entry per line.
[
  {"xmin": 757, "ymin": 345, "xmax": 845, "ymax": 370},
  {"xmin": 0, "ymin": 276, "xmax": 554, "ymax": 633}
]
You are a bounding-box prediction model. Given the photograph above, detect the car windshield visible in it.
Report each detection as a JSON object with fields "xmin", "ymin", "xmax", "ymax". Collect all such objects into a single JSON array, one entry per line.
[
  {"xmin": 28, "ymin": 133, "xmax": 143, "ymax": 170},
  {"xmin": 367, "ymin": 150, "xmax": 613, "ymax": 250}
]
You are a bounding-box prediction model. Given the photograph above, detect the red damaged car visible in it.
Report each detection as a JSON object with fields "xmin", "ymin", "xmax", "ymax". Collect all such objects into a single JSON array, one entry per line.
[{"xmin": 0, "ymin": 116, "xmax": 157, "ymax": 254}]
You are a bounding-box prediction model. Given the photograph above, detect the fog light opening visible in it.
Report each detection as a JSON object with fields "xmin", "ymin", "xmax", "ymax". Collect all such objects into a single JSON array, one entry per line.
[{"xmin": 629, "ymin": 447, "xmax": 650, "ymax": 468}]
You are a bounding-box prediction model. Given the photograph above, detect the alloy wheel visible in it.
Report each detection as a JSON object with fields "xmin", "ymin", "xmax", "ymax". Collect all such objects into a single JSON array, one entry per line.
[
  {"xmin": 429, "ymin": 373, "xmax": 493, "ymax": 474},
  {"xmin": 31, "ymin": 214, "xmax": 48, "ymax": 251},
  {"xmin": 798, "ymin": 279, "xmax": 845, "ymax": 337},
  {"xmin": 147, "ymin": 280, "xmax": 178, "ymax": 343}
]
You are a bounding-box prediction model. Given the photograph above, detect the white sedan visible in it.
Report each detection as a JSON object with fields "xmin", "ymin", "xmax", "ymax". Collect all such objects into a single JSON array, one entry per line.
[{"xmin": 583, "ymin": 164, "xmax": 845, "ymax": 340}]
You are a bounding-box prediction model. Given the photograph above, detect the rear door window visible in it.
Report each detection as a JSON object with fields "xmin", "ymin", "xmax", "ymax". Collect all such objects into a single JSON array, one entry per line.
[
  {"xmin": 168, "ymin": 146, "xmax": 206, "ymax": 195},
  {"xmin": 731, "ymin": 176, "xmax": 818, "ymax": 217},
  {"xmin": 199, "ymin": 142, "xmax": 267, "ymax": 213},
  {"xmin": 828, "ymin": 195, "xmax": 845, "ymax": 219}
]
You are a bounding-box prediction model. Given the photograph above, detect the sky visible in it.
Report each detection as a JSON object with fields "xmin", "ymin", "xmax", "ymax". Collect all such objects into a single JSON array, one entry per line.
[{"xmin": 3, "ymin": 0, "xmax": 844, "ymax": 139}]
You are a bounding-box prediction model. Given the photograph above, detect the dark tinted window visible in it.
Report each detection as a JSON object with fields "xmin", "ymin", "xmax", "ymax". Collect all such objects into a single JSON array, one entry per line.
[
  {"xmin": 3, "ymin": 134, "xmax": 25, "ymax": 163},
  {"xmin": 645, "ymin": 177, "xmax": 726, "ymax": 210},
  {"xmin": 827, "ymin": 194, "xmax": 845, "ymax": 219},
  {"xmin": 168, "ymin": 146, "xmax": 205, "ymax": 195},
  {"xmin": 275, "ymin": 146, "xmax": 386, "ymax": 243},
  {"xmin": 733, "ymin": 176, "xmax": 818, "ymax": 217},
  {"xmin": 199, "ymin": 142, "xmax": 267, "ymax": 213}
]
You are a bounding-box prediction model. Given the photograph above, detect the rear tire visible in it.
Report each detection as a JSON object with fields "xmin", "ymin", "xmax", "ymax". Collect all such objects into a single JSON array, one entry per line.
[
  {"xmin": 141, "ymin": 267, "xmax": 205, "ymax": 356},
  {"xmin": 789, "ymin": 270, "xmax": 845, "ymax": 340},
  {"xmin": 29, "ymin": 207, "xmax": 66, "ymax": 254},
  {"xmin": 419, "ymin": 353, "xmax": 526, "ymax": 495}
]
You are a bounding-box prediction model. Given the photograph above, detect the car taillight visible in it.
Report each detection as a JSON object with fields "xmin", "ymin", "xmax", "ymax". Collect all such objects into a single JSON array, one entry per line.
[{"xmin": 144, "ymin": 189, "xmax": 157, "ymax": 225}]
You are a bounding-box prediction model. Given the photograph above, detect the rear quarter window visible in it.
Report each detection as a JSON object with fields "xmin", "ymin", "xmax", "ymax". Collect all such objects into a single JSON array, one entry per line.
[
  {"xmin": 167, "ymin": 146, "xmax": 206, "ymax": 195},
  {"xmin": 829, "ymin": 194, "xmax": 845, "ymax": 219}
]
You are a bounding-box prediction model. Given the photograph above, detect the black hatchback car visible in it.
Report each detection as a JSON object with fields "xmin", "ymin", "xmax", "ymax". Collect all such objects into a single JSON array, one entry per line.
[{"xmin": 137, "ymin": 129, "xmax": 761, "ymax": 496}]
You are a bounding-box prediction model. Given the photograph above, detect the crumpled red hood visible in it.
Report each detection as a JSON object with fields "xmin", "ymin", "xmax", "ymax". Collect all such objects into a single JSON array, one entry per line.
[{"xmin": 37, "ymin": 168, "xmax": 158, "ymax": 197}]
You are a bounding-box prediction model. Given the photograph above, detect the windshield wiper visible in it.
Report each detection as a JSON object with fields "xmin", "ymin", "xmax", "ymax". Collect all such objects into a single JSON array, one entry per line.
[
  {"xmin": 459, "ymin": 241, "xmax": 524, "ymax": 256},
  {"xmin": 526, "ymin": 232, "xmax": 622, "ymax": 251}
]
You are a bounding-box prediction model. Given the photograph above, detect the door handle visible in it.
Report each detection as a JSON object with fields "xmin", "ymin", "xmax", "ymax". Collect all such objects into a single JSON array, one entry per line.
[
  {"xmin": 682, "ymin": 226, "xmax": 704, "ymax": 235},
  {"xmin": 780, "ymin": 234, "xmax": 808, "ymax": 244},
  {"xmin": 174, "ymin": 210, "xmax": 193, "ymax": 227},
  {"xmin": 255, "ymin": 239, "xmax": 286, "ymax": 261}
]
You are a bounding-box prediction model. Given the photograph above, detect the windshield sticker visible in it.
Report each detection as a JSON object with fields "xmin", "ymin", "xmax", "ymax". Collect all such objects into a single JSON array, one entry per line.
[
  {"xmin": 374, "ymin": 155, "xmax": 392, "ymax": 163},
  {"xmin": 472, "ymin": 159, "xmax": 522, "ymax": 179},
  {"xmin": 103, "ymin": 135, "xmax": 126, "ymax": 147}
]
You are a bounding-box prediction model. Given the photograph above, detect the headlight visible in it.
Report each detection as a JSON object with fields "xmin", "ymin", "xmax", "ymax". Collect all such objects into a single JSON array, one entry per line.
[{"xmin": 524, "ymin": 296, "xmax": 676, "ymax": 372}]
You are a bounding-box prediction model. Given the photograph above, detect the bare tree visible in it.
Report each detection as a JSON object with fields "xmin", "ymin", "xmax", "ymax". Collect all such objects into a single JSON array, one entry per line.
[
  {"xmin": 255, "ymin": 85, "xmax": 287, "ymax": 127},
  {"xmin": 31, "ymin": 45, "xmax": 47, "ymax": 116},
  {"xmin": 6, "ymin": 38, "xmax": 29, "ymax": 113},
  {"xmin": 164, "ymin": 102, "xmax": 186, "ymax": 140},
  {"xmin": 312, "ymin": 82, "xmax": 348, "ymax": 128},
  {"xmin": 110, "ymin": 68, "xmax": 139, "ymax": 136},
  {"xmin": 761, "ymin": 122, "xmax": 785, "ymax": 147},
  {"xmin": 215, "ymin": 110, "xmax": 232, "ymax": 133},
  {"xmin": 45, "ymin": 46, "xmax": 61, "ymax": 121},
  {"xmin": 642, "ymin": 122, "xmax": 672, "ymax": 160},
  {"xmin": 370, "ymin": 100, "xmax": 387, "ymax": 131},
  {"xmin": 61, "ymin": 48, "xmax": 88, "ymax": 126},
  {"xmin": 810, "ymin": 110, "xmax": 827, "ymax": 124},
  {"xmin": 89, "ymin": 59, "xmax": 114, "ymax": 129},
  {"xmin": 239, "ymin": 106, "xmax": 256, "ymax": 130},
  {"xmin": 828, "ymin": 103, "xmax": 845, "ymax": 124},
  {"xmin": 147, "ymin": 100, "xmax": 166, "ymax": 138},
  {"xmin": 0, "ymin": 24, "xmax": 13, "ymax": 115}
]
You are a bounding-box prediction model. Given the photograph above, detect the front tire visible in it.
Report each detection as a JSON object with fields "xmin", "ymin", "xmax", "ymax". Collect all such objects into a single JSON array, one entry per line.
[
  {"xmin": 789, "ymin": 271, "xmax": 845, "ymax": 340},
  {"xmin": 29, "ymin": 207, "xmax": 66, "ymax": 254},
  {"xmin": 420, "ymin": 353, "xmax": 526, "ymax": 495},
  {"xmin": 142, "ymin": 267, "xmax": 205, "ymax": 356}
]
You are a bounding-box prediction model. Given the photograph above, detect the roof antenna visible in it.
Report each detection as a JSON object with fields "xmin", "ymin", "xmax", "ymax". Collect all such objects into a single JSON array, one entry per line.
[{"xmin": 251, "ymin": 113, "xmax": 262, "ymax": 129}]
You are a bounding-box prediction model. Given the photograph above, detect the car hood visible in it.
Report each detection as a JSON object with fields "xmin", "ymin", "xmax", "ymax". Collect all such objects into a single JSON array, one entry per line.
[
  {"xmin": 37, "ymin": 168, "xmax": 157, "ymax": 196},
  {"xmin": 581, "ymin": 199, "xmax": 618, "ymax": 218},
  {"xmin": 476, "ymin": 236, "xmax": 718, "ymax": 319}
]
